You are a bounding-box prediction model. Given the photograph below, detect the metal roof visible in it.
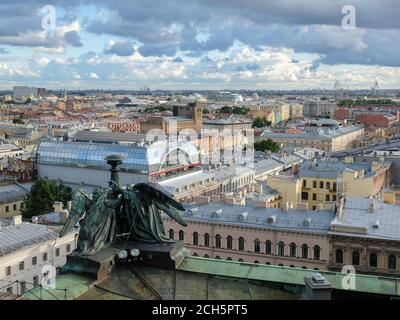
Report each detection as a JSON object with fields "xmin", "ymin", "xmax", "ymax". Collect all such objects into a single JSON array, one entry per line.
[
  {"xmin": 0, "ymin": 222, "xmax": 58, "ymax": 257},
  {"xmin": 176, "ymin": 203, "xmax": 335, "ymax": 232},
  {"xmin": 330, "ymin": 198, "xmax": 400, "ymax": 241}
]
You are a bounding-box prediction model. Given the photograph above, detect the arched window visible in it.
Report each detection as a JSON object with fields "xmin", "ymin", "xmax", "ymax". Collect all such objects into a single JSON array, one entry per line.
[
  {"xmin": 204, "ymin": 233, "xmax": 210, "ymax": 247},
  {"xmin": 227, "ymin": 257, "xmax": 232, "ymax": 261},
  {"xmin": 227, "ymin": 236, "xmax": 233, "ymax": 250},
  {"xmin": 178, "ymin": 230, "xmax": 184, "ymax": 241},
  {"xmin": 238, "ymin": 237, "xmax": 245, "ymax": 251},
  {"xmin": 193, "ymin": 232, "xmax": 199, "ymax": 245},
  {"xmin": 290, "ymin": 243, "xmax": 296, "ymax": 257},
  {"xmin": 314, "ymin": 268, "xmax": 319, "ymax": 271},
  {"xmin": 169, "ymin": 229, "xmax": 174, "ymax": 240},
  {"xmin": 290, "ymin": 265, "xmax": 295, "ymax": 268},
  {"xmin": 278, "ymin": 263, "xmax": 284, "ymax": 266},
  {"xmin": 215, "ymin": 256, "xmax": 221, "ymax": 259},
  {"xmin": 389, "ymin": 255, "xmax": 397, "ymax": 270},
  {"xmin": 370, "ymin": 253, "xmax": 378, "ymax": 268},
  {"xmin": 352, "ymin": 251, "xmax": 360, "ymax": 266},
  {"xmin": 314, "ymin": 246, "xmax": 321, "ymax": 261},
  {"xmin": 302, "ymin": 266, "xmax": 307, "ymax": 269},
  {"xmin": 193, "ymin": 253, "xmax": 198, "ymax": 256},
  {"xmin": 302, "ymin": 244, "xmax": 308, "ymax": 259},
  {"xmin": 265, "ymin": 240, "xmax": 272, "ymax": 255},
  {"xmin": 215, "ymin": 234, "xmax": 221, "ymax": 248},
  {"xmin": 238, "ymin": 258, "xmax": 244, "ymax": 262},
  {"xmin": 204, "ymin": 254, "xmax": 209, "ymax": 258},
  {"xmin": 254, "ymin": 239, "xmax": 261, "ymax": 253},
  {"xmin": 254, "ymin": 261, "xmax": 260, "ymax": 264},
  {"xmin": 266, "ymin": 262, "xmax": 271, "ymax": 265},
  {"xmin": 278, "ymin": 241, "xmax": 285, "ymax": 256},
  {"xmin": 335, "ymin": 249, "xmax": 343, "ymax": 264}
]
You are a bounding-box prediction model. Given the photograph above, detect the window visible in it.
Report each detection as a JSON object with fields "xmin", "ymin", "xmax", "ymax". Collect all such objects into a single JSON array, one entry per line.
[
  {"xmin": 312, "ymin": 193, "xmax": 317, "ymax": 201},
  {"xmin": 6, "ymin": 266, "xmax": 11, "ymax": 276},
  {"xmin": 336, "ymin": 249, "xmax": 343, "ymax": 264},
  {"xmin": 254, "ymin": 239, "xmax": 260, "ymax": 253},
  {"xmin": 352, "ymin": 251, "xmax": 360, "ymax": 266},
  {"xmin": 215, "ymin": 234, "xmax": 221, "ymax": 248},
  {"xmin": 43, "ymin": 252, "xmax": 48, "ymax": 262},
  {"xmin": 332, "ymin": 182, "xmax": 337, "ymax": 191},
  {"xmin": 204, "ymin": 254, "xmax": 209, "ymax": 258},
  {"xmin": 55, "ymin": 248, "xmax": 60, "ymax": 257},
  {"xmin": 66, "ymin": 244, "xmax": 71, "ymax": 253},
  {"xmin": 204, "ymin": 233, "xmax": 210, "ymax": 247},
  {"xmin": 319, "ymin": 181, "xmax": 324, "ymax": 189},
  {"xmin": 325, "ymin": 195, "xmax": 330, "ymax": 201},
  {"xmin": 215, "ymin": 256, "xmax": 221, "ymax": 259},
  {"xmin": 13, "ymin": 204, "xmax": 17, "ymax": 211},
  {"xmin": 265, "ymin": 240, "xmax": 272, "ymax": 255},
  {"xmin": 301, "ymin": 192, "xmax": 309, "ymax": 200},
  {"xmin": 227, "ymin": 257, "xmax": 232, "ymax": 261},
  {"xmin": 278, "ymin": 241, "xmax": 285, "ymax": 256},
  {"xmin": 6, "ymin": 287, "xmax": 12, "ymax": 294},
  {"xmin": 33, "ymin": 276, "xmax": 39, "ymax": 287},
  {"xmin": 326, "ymin": 182, "xmax": 331, "ymax": 189},
  {"xmin": 168, "ymin": 229, "xmax": 174, "ymax": 240},
  {"xmin": 290, "ymin": 243, "xmax": 296, "ymax": 257},
  {"xmin": 193, "ymin": 232, "xmax": 199, "ymax": 245},
  {"xmin": 313, "ymin": 181, "xmax": 317, "ymax": 188},
  {"xmin": 227, "ymin": 236, "xmax": 233, "ymax": 250},
  {"xmin": 19, "ymin": 261, "xmax": 24, "ymax": 271},
  {"xmin": 21, "ymin": 282, "xmax": 26, "ymax": 294},
  {"xmin": 314, "ymin": 246, "xmax": 321, "ymax": 260},
  {"xmin": 388, "ymin": 255, "xmax": 396, "ymax": 270},
  {"xmin": 302, "ymin": 180, "xmax": 307, "ymax": 187},
  {"xmin": 332, "ymin": 195, "xmax": 337, "ymax": 201},
  {"xmin": 32, "ymin": 256, "xmax": 37, "ymax": 266},
  {"xmin": 238, "ymin": 237, "xmax": 245, "ymax": 251},
  {"xmin": 370, "ymin": 253, "xmax": 378, "ymax": 268},
  {"xmin": 302, "ymin": 244, "xmax": 308, "ymax": 259},
  {"xmin": 6, "ymin": 206, "xmax": 9, "ymax": 212}
]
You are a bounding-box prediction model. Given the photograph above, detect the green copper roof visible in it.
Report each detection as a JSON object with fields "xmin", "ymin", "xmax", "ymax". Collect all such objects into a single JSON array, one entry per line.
[{"xmin": 177, "ymin": 256, "xmax": 400, "ymax": 297}]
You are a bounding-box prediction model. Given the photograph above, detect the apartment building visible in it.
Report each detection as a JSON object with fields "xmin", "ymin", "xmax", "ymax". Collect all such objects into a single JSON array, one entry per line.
[{"xmin": 0, "ymin": 216, "xmax": 77, "ymax": 295}]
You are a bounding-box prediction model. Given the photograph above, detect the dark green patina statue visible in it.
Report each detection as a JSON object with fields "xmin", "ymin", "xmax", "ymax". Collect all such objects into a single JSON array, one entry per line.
[{"xmin": 60, "ymin": 155, "xmax": 187, "ymax": 256}]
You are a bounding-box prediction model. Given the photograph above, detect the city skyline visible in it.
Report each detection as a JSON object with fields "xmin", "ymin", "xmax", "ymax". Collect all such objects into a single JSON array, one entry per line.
[{"xmin": 0, "ymin": 0, "xmax": 399, "ymax": 90}]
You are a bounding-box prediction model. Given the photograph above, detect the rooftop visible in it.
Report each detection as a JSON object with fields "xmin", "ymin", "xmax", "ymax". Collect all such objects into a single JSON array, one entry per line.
[
  {"xmin": 330, "ymin": 198, "xmax": 400, "ymax": 241},
  {"xmin": 176, "ymin": 203, "xmax": 335, "ymax": 233},
  {"xmin": 0, "ymin": 222, "xmax": 58, "ymax": 257}
]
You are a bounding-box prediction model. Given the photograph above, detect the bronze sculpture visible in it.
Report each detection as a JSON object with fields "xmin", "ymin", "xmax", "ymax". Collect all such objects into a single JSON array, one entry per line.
[{"xmin": 60, "ymin": 155, "xmax": 187, "ymax": 256}]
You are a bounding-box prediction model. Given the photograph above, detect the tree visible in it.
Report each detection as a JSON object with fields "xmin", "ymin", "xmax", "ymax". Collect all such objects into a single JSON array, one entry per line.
[
  {"xmin": 12, "ymin": 117, "xmax": 25, "ymax": 125},
  {"xmin": 22, "ymin": 179, "xmax": 72, "ymax": 219},
  {"xmin": 254, "ymin": 139, "xmax": 280, "ymax": 153},
  {"xmin": 252, "ymin": 116, "xmax": 272, "ymax": 128}
]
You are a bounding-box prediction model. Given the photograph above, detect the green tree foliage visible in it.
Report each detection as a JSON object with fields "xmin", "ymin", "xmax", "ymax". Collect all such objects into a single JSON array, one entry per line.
[
  {"xmin": 12, "ymin": 117, "xmax": 25, "ymax": 125},
  {"xmin": 22, "ymin": 179, "xmax": 72, "ymax": 219},
  {"xmin": 218, "ymin": 106, "xmax": 250, "ymax": 115},
  {"xmin": 252, "ymin": 116, "xmax": 272, "ymax": 128},
  {"xmin": 338, "ymin": 99, "xmax": 394, "ymax": 107},
  {"xmin": 254, "ymin": 139, "xmax": 280, "ymax": 153}
]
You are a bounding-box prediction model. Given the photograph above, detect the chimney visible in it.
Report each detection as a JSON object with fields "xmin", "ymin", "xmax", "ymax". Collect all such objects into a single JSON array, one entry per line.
[
  {"xmin": 302, "ymin": 273, "xmax": 333, "ymax": 300},
  {"xmin": 369, "ymin": 199, "xmax": 376, "ymax": 213},
  {"xmin": 12, "ymin": 215, "xmax": 22, "ymax": 225},
  {"xmin": 53, "ymin": 202, "xmax": 63, "ymax": 213}
]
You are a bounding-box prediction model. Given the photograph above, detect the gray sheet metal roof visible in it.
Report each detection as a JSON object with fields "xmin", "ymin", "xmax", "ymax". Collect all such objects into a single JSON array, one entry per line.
[
  {"xmin": 0, "ymin": 222, "xmax": 58, "ymax": 257},
  {"xmin": 298, "ymin": 159, "xmax": 384, "ymax": 180},
  {"xmin": 330, "ymin": 198, "xmax": 400, "ymax": 241},
  {"xmin": 0, "ymin": 182, "xmax": 31, "ymax": 204},
  {"xmin": 174, "ymin": 203, "xmax": 335, "ymax": 233}
]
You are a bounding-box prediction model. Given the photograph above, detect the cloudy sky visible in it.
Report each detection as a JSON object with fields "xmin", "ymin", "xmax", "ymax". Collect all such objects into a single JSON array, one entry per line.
[{"xmin": 0, "ymin": 0, "xmax": 399, "ymax": 90}]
